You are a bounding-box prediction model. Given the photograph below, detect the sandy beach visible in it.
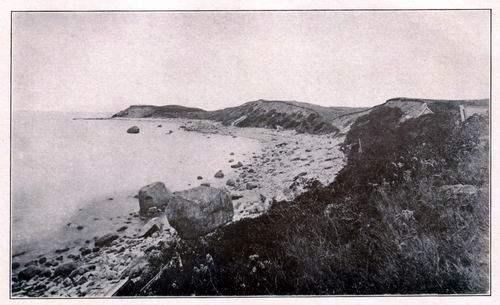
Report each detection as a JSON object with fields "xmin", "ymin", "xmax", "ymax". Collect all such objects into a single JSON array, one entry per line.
[{"xmin": 11, "ymin": 118, "xmax": 346, "ymax": 297}]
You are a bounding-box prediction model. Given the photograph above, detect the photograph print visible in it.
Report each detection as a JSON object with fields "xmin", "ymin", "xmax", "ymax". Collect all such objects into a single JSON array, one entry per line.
[{"xmin": 10, "ymin": 9, "xmax": 490, "ymax": 297}]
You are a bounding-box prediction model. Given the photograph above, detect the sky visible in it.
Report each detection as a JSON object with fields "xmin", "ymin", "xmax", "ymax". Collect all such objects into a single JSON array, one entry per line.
[{"xmin": 12, "ymin": 10, "xmax": 490, "ymax": 112}]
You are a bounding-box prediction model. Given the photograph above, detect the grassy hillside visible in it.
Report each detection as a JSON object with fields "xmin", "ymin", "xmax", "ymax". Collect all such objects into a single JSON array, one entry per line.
[
  {"xmin": 111, "ymin": 99, "xmax": 367, "ymax": 135},
  {"xmin": 111, "ymin": 105, "xmax": 208, "ymax": 119},
  {"xmin": 117, "ymin": 99, "xmax": 489, "ymax": 296}
]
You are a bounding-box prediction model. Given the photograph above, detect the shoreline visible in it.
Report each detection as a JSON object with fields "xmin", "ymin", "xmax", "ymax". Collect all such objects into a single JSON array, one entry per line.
[{"xmin": 11, "ymin": 118, "xmax": 346, "ymax": 297}]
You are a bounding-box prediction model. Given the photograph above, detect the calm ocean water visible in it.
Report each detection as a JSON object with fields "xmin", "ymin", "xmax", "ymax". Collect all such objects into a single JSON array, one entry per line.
[{"xmin": 11, "ymin": 111, "xmax": 260, "ymax": 260}]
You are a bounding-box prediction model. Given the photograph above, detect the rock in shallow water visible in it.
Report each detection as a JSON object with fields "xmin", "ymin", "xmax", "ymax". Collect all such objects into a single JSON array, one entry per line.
[
  {"xmin": 231, "ymin": 162, "xmax": 243, "ymax": 168},
  {"xmin": 214, "ymin": 170, "xmax": 224, "ymax": 178},
  {"xmin": 126, "ymin": 126, "xmax": 140, "ymax": 134},
  {"xmin": 167, "ymin": 186, "xmax": 234, "ymax": 239}
]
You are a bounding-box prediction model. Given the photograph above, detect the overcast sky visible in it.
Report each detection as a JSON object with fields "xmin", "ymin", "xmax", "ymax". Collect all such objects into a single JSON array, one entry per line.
[{"xmin": 12, "ymin": 10, "xmax": 490, "ymax": 112}]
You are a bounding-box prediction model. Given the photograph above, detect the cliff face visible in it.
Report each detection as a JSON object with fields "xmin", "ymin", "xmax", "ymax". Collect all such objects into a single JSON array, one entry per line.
[{"xmin": 208, "ymin": 100, "xmax": 343, "ymax": 134}]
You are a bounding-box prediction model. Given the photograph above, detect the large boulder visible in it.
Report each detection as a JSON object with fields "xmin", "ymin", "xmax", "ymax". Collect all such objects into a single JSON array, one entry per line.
[
  {"xmin": 166, "ymin": 186, "xmax": 234, "ymax": 239},
  {"xmin": 138, "ymin": 182, "xmax": 173, "ymax": 215}
]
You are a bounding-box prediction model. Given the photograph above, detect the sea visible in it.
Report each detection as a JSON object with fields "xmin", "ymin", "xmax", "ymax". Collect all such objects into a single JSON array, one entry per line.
[{"xmin": 11, "ymin": 111, "xmax": 260, "ymax": 263}]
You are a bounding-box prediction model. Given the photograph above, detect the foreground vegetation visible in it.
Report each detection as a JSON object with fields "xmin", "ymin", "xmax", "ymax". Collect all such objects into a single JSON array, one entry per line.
[{"xmin": 119, "ymin": 104, "xmax": 489, "ymax": 295}]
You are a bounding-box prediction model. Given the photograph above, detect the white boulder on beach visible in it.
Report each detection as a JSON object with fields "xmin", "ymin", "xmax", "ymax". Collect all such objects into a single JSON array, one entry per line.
[{"xmin": 166, "ymin": 185, "xmax": 234, "ymax": 239}]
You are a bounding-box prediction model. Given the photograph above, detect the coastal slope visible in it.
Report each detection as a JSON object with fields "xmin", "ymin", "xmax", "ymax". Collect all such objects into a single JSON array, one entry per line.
[{"xmin": 111, "ymin": 99, "xmax": 367, "ymax": 135}]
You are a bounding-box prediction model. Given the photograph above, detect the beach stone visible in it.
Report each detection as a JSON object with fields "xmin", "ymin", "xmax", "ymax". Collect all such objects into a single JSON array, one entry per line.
[
  {"xmin": 63, "ymin": 278, "xmax": 73, "ymax": 287},
  {"xmin": 95, "ymin": 233, "xmax": 119, "ymax": 248},
  {"xmin": 214, "ymin": 170, "xmax": 224, "ymax": 179},
  {"xmin": 38, "ymin": 257, "xmax": 47, "ymax": 264},
  {"xmin": 128, "ymin": 257, "xmax": 150, "ymax": 278},
  {"xmin": 55, "ymin": 256, "xmax": 63, "ymax": 261},
  {"xmin": 69, "ymin": 269, "xmax": 81, "ymax": 278},
  {"xmin": 55, "ymin": 247, "xmax": 70, "ymax": 254},
  {"xmin": 76, "ymin": 276, "xmax": 87, "ymax": 285},
  {"xmin": 54, "ymin": 262, "xmax": 77, "ymax": 277},
  {"xmin": 117, "ymin": 226, "xmax": 128, "ymax": 232},
  {"xmin": 231, "ymin": 194, "xmax": 243, "ymax": 200},
  {"xmin": 166, "ymin": 186, "xmax": 234, "ymax": 239},
  {"xmin": 18, "ymin": 266, "xmax": 43, "ymax": 281},
  {"xmin": 231, "ymin": 162, "xmax": 243, "ymax": 168},
  {"xmin": 80, "ymin": 247, "xmax": 92, "ymax": 256},
  {"xmin": 140, "ymin": 217, "xmax": 164, "ymax": 238},
  {"xmin": 197, "ymin": 176, "xmax": 203, "ymax": 180},
  {"xmin": 246, "ymin": 183, "xmax": 258, "ymax": 190},
  {"xmin": 226, "ymin": 179, "xmax": 236, "ymax": 187},
  {"xmin": 40, "ymin": 269, "xmax": 52, "ymax": 278},
  {"xmin": 126, "ymin": 126, "xmax": 140, "ymax": 134},
  {"xmin": 138, "ymin": 182, "xmax": 173, "ymax": 215}
]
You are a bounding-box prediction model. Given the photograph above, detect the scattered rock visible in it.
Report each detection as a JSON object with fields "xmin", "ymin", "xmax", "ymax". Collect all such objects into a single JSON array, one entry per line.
[
  {"xmin": 117, "ymin": 226, "xmax": 128, "ymax": 232},
  {"xmin": 76, "ymin": 276, "xmax": 87, "ymax": 285},
  {"xmin": 18, "ymin": 266, "xmax": 43, "ymax": 281},
  {"xmin": 157, "ymin": 124, "xmax": 162, "ymax": 127},
  {"xmin": 95, "ymin": 233, "xmax": 119, "ymax": 248},
  {"xmin": 214, "ymin": 170, "xmax": 224, "ymax": 179},
  {"xmin": 231, "ymin": 194, "xmax": 243, "ymax": 200},
  {"xmin": 246, "ymin": 183, "xmax": 258, "ymax": 190},
  {"xmin": 55, "ymin": 247, "xmax": 70, "ymax": 254},
  {"xmin": 140, "ymin": 217, "xmax": 166, "ymax": 238},
  {"xmin": 231, "ymin": 162, "xmax": 243, "ymax": 168},
  {"xmin": 126, "ymin": 126, "xmax": 140, "ymax": 134},
  {"xmin": 12, "ymin": 262, "xmax": 20, "ymax": 270},
  {"xmin": 138, "ymin": 182, "xmax": 173, "ymax": 215},
  {"xmin": 77, "ymin": 225, "xmax": 84, "ymax": 230},
  {"xmin": 69, "ymin": 269, "xmax": 81, "ymax": 278},
  {"xmin": 54, "ymin": 262, "xmax": 77, "ymax": 277},
  {"xmin": 167, "ymin": 186, "xmax": 234, "ymax": 239},
  {"xmin": 38, "ymin": 257, "xmax": 47, "ymax": 264},
  {"xmin": 63, "ymin": 278, "xmax": 73, "ymax": 287},
  {"xmin": 79, "ymin": 247, "xmax": 92, "ymax": 256},
  {"xmin": 226, "ymin": 179, "xmax": 236, "ymax": 187},
  {"xmin": 260, "ymin": 194, "xmax": 267, "ymax": 203},
  {"xmin": 197, "ymin": 176, "xmax": 203, "ymax": 180},
  {"xmin": 201, "ymin": 183, "xmax": 211, "ymax": 187}
]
